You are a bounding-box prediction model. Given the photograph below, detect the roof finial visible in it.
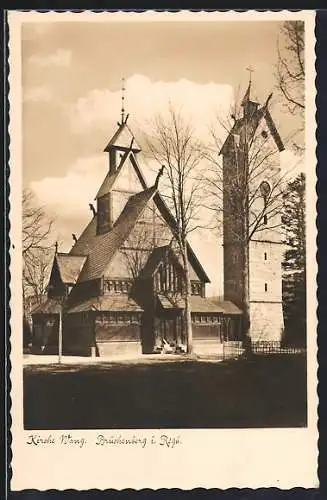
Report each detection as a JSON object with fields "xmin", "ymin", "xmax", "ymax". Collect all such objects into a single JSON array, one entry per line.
[
  {"xmin": 121, "ymin": 77, "xmax": 126, "ymax": 124},
  {"xmin": 89, "ymin": 203, "xmax": 97, "ymax": 217},
  {"xmin": 55, "ymin": 241, "xmax": 58, "ymax": 254},
  {"xmin": 155, "ymin": 165, "xmax": 165, "ymax": 189},
  {"xmin": 246, "ymin": 65, "xmax": 255, "ymax": 85}
]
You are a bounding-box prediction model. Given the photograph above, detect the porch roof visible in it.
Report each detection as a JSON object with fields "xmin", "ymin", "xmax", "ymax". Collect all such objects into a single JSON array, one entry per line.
[
  {"xmin": 221, "ymin": 300, "xmax": 243, "ymax": 315},
  {"xmin": 210, "ymin": 298, "xmax": 243, "ymax": 315},
  {"xmin": 67, "ymin": 295, "xmax": 143, "ymax": 314},
  {"xmin": 157, "ymin": 294, "xmax": 226, "ymax": 314},
  {"xmin": 157, "ymin": 294, "xmax": 242, "ymax": 315},
  {"xmin": 31, "ymin": 298, "xmax": 62, "ymax": 315}
]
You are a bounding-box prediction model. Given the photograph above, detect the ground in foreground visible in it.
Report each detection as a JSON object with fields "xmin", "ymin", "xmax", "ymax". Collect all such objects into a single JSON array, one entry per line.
[{"xmin": 24, "ymin": 354, "xmax": 307, "ymax": 429}]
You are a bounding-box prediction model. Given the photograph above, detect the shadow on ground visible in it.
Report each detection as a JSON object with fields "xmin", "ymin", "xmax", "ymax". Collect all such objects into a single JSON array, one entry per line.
[{"xmin": 24, "ymin": 354, "xmax": 307, "ymax": 429}]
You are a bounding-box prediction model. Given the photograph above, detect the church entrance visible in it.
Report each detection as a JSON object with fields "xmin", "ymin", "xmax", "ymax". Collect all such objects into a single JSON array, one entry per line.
[
  {"xmin": 154, "ymin": 309, "xmax": 184, "ymax": 352},
  {"xmin": 32, "ymin": 313, "xmax": 59, "ymax": 354},
  {"xmin": 154, "ymin": 312, "xmax": 184, "ymax": 349}
]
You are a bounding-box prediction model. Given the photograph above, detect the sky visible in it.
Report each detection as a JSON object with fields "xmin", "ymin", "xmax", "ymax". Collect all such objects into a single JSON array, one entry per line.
[{"xmin": 21, "ymin": 17, "xmax": 304, "ymax": 296}]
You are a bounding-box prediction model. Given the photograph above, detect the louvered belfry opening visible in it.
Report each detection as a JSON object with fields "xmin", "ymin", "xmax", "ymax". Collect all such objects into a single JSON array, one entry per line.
[{"xmin": 97, "ymin": 193, "xmax": 112, "ymax": 235}]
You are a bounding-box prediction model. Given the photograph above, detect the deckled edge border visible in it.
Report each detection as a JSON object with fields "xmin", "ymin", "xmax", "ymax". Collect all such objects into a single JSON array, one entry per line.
[
  {"xmin": 5, "ymin": 6, "xmax": 12, "ymax": 499},
  {"xmin": 5, "ymin": 8, "xmax": 321, "ymax": 498},
  {"xmin": 316, "ymin": 7, "xmax": 325, "ymax": 499}
]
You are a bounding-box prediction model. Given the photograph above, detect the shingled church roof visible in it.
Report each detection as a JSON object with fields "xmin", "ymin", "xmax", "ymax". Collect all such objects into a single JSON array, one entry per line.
[
  {"xmin": 70, "ymin": 186, "xmax": 210, "ymax": 285},
  {"xmin": 157, "ymin": 295, "xmax": 226, "ymax": 313},
  {"xmin": 76, "ymin": 185, "xmax": 157, "ymax": 283},
  {"xmin": 67, "ymin": 294, "xmax": 143, "ymax": 314},
  {"xmin": 157, "ymin": 295, "xmax": 242, "ymax": 314},
  {"xmin": 68, "ymin": 115, "xmax": 210, "ymax": 285}
]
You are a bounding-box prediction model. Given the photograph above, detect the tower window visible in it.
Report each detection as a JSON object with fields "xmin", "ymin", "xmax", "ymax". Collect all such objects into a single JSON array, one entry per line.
[
  {"xmin": 263, "ymin": 214, "xmax": 268, "ymax": 225},
  {"xmin": 264, "ymin": 252, "xmax": 267, "ymax": 261},
  {"xmin": 261, "ymin": 130, "xmax": 268, "ymax": 139},
  {"xmin": 264, "ymin": 283, "xmax": 268, "ymax": 292}
]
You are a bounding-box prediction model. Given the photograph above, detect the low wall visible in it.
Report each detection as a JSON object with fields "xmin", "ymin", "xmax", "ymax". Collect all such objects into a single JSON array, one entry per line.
[
  {"xmin": 193, "ymin": 338, "xmax": 222, "ymax": 355},
  {"xmin": 96, "ymin": 341, "xmax": 142, "ymax": 357}
]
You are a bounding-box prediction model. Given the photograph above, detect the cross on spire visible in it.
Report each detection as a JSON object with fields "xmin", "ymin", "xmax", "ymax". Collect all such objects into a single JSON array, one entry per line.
[
  {"xmin": 246, "ymin": 66, "xmax": 255, "ymax": 84},
  {"xmin": 121, "ymin": 77, "xmax": 126, "ymax": 123}
]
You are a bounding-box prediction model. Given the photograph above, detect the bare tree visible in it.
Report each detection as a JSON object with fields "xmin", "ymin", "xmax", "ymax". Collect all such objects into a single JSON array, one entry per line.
[
  {"xmin": 120, "ymin": 221, "xmax": 156, "ymax": 280},
  {"xmin": 204, "ymin": 90, "xmax": 290, "ymax": 351},
  {"xmin": 23, "ymin": 246, "xmax": 54, "ymax": 301},
  {"xmin": 22, "ymin": 188, "xmax": 54, "ymax": 304},
  {"xmin": 144, "ymin": 105, "xmax": 204, "ymax": 353},
  {"xmin": 276, "ymin": 20, "xmax": 305, "ymax": 149}
]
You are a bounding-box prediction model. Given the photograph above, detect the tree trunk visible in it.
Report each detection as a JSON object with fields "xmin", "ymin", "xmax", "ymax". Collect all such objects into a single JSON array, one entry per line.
[
  {"xmin": 242, "ymin": 240, "xmax": 252, "ymax": 355},
  {"xmin": 182, "ymin": 241, "xmax": 193, "ymax": 354},
  {"xmin": 241, "ymin": 137, "xmax": 252, "ymax": 356}
]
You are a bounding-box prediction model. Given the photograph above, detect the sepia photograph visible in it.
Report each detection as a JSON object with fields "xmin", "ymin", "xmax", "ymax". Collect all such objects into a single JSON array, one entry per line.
[{"xmin": 9, "ymin": 10, "xmax": 317, "ymax": 490}]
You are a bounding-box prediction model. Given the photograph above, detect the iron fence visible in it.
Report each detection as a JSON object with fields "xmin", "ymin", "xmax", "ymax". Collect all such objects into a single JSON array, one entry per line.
[
  {"xmin": 250, "ymin": 341, "xmax": 306, "ymax": 355},
  {"xmin": 197, "ymin": 340, "xmax": 306, "ymax": 361}
]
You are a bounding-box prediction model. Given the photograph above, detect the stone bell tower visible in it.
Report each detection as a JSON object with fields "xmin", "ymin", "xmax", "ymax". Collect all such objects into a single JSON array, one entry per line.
[{"xmin": 220, "ymin": 80, "xmax": 285, "ymax": 344}]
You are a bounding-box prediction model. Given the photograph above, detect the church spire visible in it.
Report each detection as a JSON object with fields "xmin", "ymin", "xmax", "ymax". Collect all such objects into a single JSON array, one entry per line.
[
  {"xmin": 241, "ymin": 67, "xmax": 259, "ymax": 118},
  {"xmin": 242, "ymin": 66, "xmax": 254, "ymax": 107},
  {"xmin": 241, "ymin": 81, "xmax": 251, "ymax": 108},
  {"xmin": 121, "ymin": 77, "xmax": 126, "ymax": 124}
]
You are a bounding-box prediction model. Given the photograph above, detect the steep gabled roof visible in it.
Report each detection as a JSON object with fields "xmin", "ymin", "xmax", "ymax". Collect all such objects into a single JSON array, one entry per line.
[
  {"xmin": 77, "ymin": 186, "xmax": 157, "ymax": 282},
  {"xmin": 70, "ymin": 217, "xmax": 98, "ymax": 257},
  {"xmin": 264, "ymin": 109, "xmax": 285, "ymax": 152},
  {"xmin": 104, "ymin": 122, "xmax": 141, "ymax": 153},
  {"xmin": 55, "ymin": 254, "xmax": 86, "ymax": 285},
  {"xmin": 219, "ymin": 102, "xmax": 285, "ymax": 156},
  {"xmin": 70, "ymin": 151, "xmax": 210, "ymax": 284},
  {"xmin": 153, "ymin": 193, "xmax": 211, "ymax": 283}
]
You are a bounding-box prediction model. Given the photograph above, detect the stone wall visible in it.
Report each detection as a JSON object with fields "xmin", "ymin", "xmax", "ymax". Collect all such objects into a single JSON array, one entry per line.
[
  {"xmin": 249, "ymin": 301, "xmax": 284, "ymax": 342},
  {"xmin": 249, "ymin": 240, "xmax": 284, "ymax": 342},
  {"xmin": 249, "ymin": 240, "xmax": 283, "ymax": 302}
]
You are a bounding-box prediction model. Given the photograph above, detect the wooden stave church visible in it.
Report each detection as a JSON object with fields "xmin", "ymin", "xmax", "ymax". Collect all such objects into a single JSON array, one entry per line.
[{"xmin": 31, "ymin": 115, "xmax": 243, "ymax": 357}]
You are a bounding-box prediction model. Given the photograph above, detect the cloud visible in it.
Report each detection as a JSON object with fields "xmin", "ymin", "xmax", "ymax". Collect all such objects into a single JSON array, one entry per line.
[
  {"xmin": 29, "ymin": 49, "xmax": 72, "ymax": 68},
  {"xmin": 30, "ymin": 75, "xmax": 299, "ymax": 296},
  {"xmin": 23, "ymin": 85, "xmax": 53, "ymax": 102},
  {"xmin": 68, "ymin": 74, "xmax": 234, "ymax": 141},
  {"xmin": 30, "ymin": 155, "xmax": 106, "ymax": 221}
]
